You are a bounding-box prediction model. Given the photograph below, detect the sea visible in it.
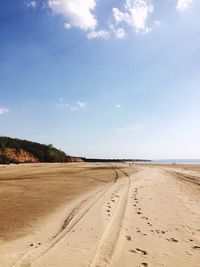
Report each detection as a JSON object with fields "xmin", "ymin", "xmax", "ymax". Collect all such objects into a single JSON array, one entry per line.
[{"xmin": 151, "ymin": 159, "xmax": 200, "ymax": 165}]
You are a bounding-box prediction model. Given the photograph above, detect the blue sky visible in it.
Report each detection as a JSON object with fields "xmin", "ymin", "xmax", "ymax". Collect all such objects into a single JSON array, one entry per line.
[{"xmin": 0, "ymin": 0, "xmax": 200, "ymax": 159}]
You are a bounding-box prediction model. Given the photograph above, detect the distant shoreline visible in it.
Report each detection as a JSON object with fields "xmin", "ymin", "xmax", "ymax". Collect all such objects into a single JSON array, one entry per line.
[
  {"xmin": 84, "ymin": 158, "xmax": 151, "ymax": 163},
  {"xmin": 151, "ymin": 159, "xmax": 200, "ymax": 164}
]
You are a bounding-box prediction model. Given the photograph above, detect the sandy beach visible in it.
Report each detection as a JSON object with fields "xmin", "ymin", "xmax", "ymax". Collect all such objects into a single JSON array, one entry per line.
[{"xmin": 0, "ymin": 163, "xmax": 199, "ymax": 267}]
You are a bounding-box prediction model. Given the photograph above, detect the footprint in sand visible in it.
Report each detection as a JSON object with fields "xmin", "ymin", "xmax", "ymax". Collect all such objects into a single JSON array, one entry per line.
[
  {"xmin": 167, "ymin": 238, "xmax": 178, "ymax": 243},
  {"xmin": 136, "ymin": 248, "xmax": 148, "ymax": 255},
  {"xmin": 125, "ymin": 235, "xmax": 132, "ymax": 241},
  {"xmin": 140, "ymin": 263, "xmax": 149, "ymax": 267},
  {"xmin": 129, "ymin": 249, "xmax": 137, "ymax": 253},
  {"xmin": 192, "ymin": 245, "xmax": 200, "ymax": 250}
]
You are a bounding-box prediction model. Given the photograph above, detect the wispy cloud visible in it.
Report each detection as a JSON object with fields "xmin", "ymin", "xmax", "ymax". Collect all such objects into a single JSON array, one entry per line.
[
  {"xmin": 56, "ymin": 103, "xmax": 69, "ymax": 108},
  {"xmin": 64, "ymin": 23, "xmax": 72, "ymax": 29},
  {"xmin": 70, "ymin": 106, "xmax": 78, "ymax": 111},
  {"xmin": 0, "ymin": 107, "xmax": 9, "ymax": 115},
  {"xmin": 56, "ymin": 98, "xmax": 69, "ymax": 108},
  {"xmin": 176, "ymin": 0, "xmax": 193, "ymax": 12},
  {"xmin": 56, "ymin": 98, "xmax": 86, "ymax": 111},
  {"xmin": 116, "ymin": 104, "xmax": 122, "ymax": 109},
  {"xmin": 76, "ymin": 101, "xmax": 86, "ymax": 108},
  {"xmin": 71, "ymin": 101, "xmax": 87, "ymax": 111},
  {"xmin": 27, "ymin": 0, "xmax": 38, "ymax": 9}
]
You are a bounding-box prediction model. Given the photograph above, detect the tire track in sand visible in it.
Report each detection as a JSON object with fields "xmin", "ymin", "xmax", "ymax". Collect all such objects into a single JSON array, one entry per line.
[
  {"xmin": 89, "ymin": 169, "xmax": 131, "ymax": 267},
  {"xmin": 12, "ymin": 167, "xmax": 121, "ymax": 267}
]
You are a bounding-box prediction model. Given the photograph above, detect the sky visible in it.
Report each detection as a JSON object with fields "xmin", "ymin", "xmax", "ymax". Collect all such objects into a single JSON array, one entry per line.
[{"xmin": 0, "ymin": 0, "xmax": 200, "ymax": 159}]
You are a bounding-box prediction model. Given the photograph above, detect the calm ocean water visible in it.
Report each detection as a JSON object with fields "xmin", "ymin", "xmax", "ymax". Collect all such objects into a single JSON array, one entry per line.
[{"xmin": 152, "ymin": 159, "xmax": 200, "ymax": 164}]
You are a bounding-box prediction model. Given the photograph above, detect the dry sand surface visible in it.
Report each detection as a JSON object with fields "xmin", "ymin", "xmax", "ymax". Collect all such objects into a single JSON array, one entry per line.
[{"xmin": 0, "ymin": 163, "xmax": 199, "ymax": 267}]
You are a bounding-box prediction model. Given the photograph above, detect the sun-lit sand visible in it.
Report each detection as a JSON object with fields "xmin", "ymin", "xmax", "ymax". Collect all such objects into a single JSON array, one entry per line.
[{"xmin": 0, "ymin": 163, "xmax": 199, "ymax": 267}]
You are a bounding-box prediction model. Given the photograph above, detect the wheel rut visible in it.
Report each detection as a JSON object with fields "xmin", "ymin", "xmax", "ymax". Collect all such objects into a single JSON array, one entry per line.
[
  {"xmin": 89, "ymin": 168, "xmax": 131, "ymax": 267},
  {"xmin": 12, "ymin": 167, "xmax": 124, "ymax": 267}
]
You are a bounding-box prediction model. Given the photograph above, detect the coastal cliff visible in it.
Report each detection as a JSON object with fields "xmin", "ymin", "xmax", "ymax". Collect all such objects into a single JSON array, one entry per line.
[{"xmin": 0, "ymin": 136, "xmax": 82, "ymax": 164}]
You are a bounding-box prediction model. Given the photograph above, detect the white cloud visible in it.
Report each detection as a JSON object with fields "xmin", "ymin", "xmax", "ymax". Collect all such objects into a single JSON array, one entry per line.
[
  {"xmin": 176, "ymin": 0, "xmax": 193, "ymax": 11},
  {"xmin": 116, "ymin": 104, "xmax": 122, "ymax": 108},
  {"xmin": 64, "ymin": 23, "xmax": 72, "ymax": 29},
  {"xmin": 114, "ymin": 27, "xmax": 126, "ymax": 38},
  {"xmin": 47, "ymin": 0, "xmax": 159, "ymax": 39},
  {"xmin": 56, "ymin": 103, "xmax": 69, "ymax": 108},
  {"xmin": 48, "ymin": 0, "xmax": 97, "ymax": 31},
  {"xmin": 0, "ymin": 107, "xmax": 9, "ymax": 115},
  {"xmin": 56, "ymin": 100, "xmax": 86, "ymax": 111},
  {"xmin": 71, "ymin": 101, "xmax": 86, "ymax": 111},
  {"xmin": 87, "ymin": 30, "xmax": 110, "ymax": 39},
  {"xmin": 109, "ymin": 24, "xmax": 126, "ymax": 39},
  {"xmin": 76, "ymin": 101, "xmax": 86, "ymax": 108},
  {"xmin": 154, "ymin": 20, "xmax": 160, "ymax": 28},
  {"xmin": 56, "ymin": 98, "xmax": 69, "ymax": 108},
  {"xmin": 27, "ymin": 1, "xmax": 38, "ymax": 9},
  {"xmin": 113, "ymin": 7, "xmax": 129, "ymax": 24},
  {"xmin": 70, "ymin": 106, "xmax": 78, "ymax": 111},
  {"xmin": 87, "ymin": 26, "xmax": 126, "ymax": 40},
  {"xmin": 112, "ymin": 0, "xmax": 154, "ymax": 34}
]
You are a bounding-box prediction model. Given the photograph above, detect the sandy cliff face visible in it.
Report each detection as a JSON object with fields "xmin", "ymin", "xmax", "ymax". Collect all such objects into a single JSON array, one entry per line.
[
  {"xmin": 0, "ymin": 148, "xmax": 83, "ymax": 164},
  {"xmin": 68, "ymin": 156, "xmax": 84, "ymax": 162},
  {"xmin": 2, "ymin": 148, "xmax": 39, "ymax": 163}
]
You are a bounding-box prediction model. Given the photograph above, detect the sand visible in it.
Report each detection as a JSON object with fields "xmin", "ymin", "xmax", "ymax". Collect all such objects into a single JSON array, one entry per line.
[{"xmin": 0, "ymin": 163, "xmax": 199, "ymax": 267}]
